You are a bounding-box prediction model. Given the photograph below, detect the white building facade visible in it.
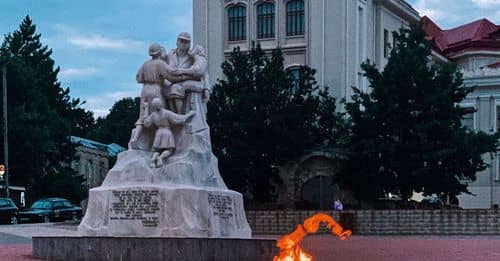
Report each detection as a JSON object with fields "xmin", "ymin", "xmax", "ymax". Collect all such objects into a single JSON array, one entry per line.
[
  {"xmin": 193, "ymin": 0, "xmax": 419, "ymax": 103},
  {"xmin": 423, "ymin": 17, "xmax": 500, "ymax": 209},
  {"xmin": 193, "ymin": 0, "xmax": 420, "ymax": 209},
  {"xmin": 193, "ymin": 0, "xmax": 500, "ymax": 209}
]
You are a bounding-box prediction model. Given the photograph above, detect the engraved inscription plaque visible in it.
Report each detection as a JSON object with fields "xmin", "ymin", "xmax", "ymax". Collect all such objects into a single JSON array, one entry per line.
[
  {"xmin": 110, "ymin": 190, "xmax": 160, "ymax": 227},
  {"xmin": 208, "ymin": 193, "xmax": 234, "ymax": 219}
]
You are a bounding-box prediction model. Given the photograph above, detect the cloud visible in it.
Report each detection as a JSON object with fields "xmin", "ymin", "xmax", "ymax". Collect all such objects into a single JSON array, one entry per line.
[
  {"xmin": 68, "ymin": 35, "xmax": 146, "ymax": 51},
  {"xmin": 471, "ymin": 0, "xmax": 500, "ymax": 8},
  {"xmin": 410, "ymin": 0, "xmax": 499, "ymax": 28},
  {"xmin": 83, "ymin": 87, "xmax": 139, "ymax": 117},
  {"xmin": 412, "ymin": 0, "xmax": 464, "ymax": 25},
  {"xmin": 59, "ymin": 67, "xmax": 99, "ymax": 80}
]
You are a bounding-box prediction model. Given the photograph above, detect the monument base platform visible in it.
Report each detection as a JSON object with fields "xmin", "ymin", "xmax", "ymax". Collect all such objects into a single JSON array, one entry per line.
[
  {"xmin": 78, "ymin": 184, "xmax": 252, "ymax": 238},
  {"xmin": 32, "ymin": 236, "xmax": 277, "ymax": 261}
]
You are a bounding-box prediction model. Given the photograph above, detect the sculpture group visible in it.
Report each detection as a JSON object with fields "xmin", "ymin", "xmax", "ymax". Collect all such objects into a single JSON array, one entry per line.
[
  {"xmin": 77, "ymin": 32, "xmax": 252, "ymax": 238},
  {"xmin": 129, "ymin": 32, "xmax": 210, "ymax": 167}
]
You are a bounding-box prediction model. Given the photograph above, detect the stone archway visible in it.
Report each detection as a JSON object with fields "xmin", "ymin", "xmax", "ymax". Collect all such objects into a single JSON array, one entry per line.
[
  {"xmin": 294, "ymin": 153, "xmax": 341, "ymax": 209},
  {"xmin": 276, "ymin": 150, "xmax": 355, "ymax": 209},
  {"xmin": 300, "ymin": 175, "xmax": 342, "ymax": 209}
]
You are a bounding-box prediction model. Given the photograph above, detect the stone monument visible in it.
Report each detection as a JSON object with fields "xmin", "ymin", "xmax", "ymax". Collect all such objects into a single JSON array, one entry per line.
[{"xmin": 78, "ymin": 33, "xmax": 252, "ymax": 238}]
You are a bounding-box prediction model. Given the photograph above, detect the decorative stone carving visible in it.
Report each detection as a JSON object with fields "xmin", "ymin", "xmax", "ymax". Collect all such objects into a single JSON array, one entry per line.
[{"xmin": 78, "ymin": 33, "xmax": 252, "ymax": 238}]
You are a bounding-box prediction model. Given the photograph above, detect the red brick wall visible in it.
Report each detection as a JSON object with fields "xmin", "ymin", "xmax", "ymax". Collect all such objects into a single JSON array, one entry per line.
[{"xmin": 246, "ymin": 210, "xmax": 500, "ymax": 235}]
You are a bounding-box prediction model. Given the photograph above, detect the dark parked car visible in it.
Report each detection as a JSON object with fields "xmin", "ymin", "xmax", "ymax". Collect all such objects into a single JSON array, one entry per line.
[
  {"xmin": 0, "ymin": 198, "xmax": 18, "ymax": 224},
  {"xmin": 18, "ymin": 198, "xmax": 82, "ymax": 223}
]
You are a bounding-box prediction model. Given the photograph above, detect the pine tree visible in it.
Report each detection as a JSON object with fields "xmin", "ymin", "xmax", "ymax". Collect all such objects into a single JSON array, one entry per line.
[
  {"xmin": 342, "ymin": 25, "xmax": 499, "ymax": 201},
  {"xmin": 0, "ymin": 16, "xmax": 91, "ymax": 202},
  {"xmin": 208, "ymin": 45, "xmax": 345, "ymax": 201}
]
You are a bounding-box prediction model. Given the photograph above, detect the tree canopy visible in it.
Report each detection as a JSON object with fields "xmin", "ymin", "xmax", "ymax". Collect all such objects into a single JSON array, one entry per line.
[
  {"xmin": 87, "ymin": 97, "xmax": 140, "ymax": 148},
  {"xmin": 341, "ymin": 25, "xmax": 500, "ymax": 201},
  {"xmin": 208, "ymin": 44, "xmax": 345, "ymax": 201},
  {"xmin": 0, "ymin": 16, "xmax": 91, "ymax": 203}
]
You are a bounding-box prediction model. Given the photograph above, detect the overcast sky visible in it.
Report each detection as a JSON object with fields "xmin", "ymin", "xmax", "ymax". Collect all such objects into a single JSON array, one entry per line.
[{"xmin": 0, "ymin": 0, "xmax": 498, "ymax": 117}]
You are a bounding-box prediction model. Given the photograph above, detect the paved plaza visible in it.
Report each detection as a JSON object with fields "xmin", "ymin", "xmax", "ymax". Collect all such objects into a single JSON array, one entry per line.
[{"xmin": 1, "ymin": 223, "xmax": 500, "ymax": 260}]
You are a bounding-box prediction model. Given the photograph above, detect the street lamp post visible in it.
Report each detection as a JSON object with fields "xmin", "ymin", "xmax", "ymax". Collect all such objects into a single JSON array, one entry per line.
[{"xmin": 2, "ymin": 66, "xmax": 9, "ymax": 198}]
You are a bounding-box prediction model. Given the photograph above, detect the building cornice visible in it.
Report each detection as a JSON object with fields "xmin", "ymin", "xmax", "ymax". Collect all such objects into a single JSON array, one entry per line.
[
  {"xmin": 76, "ymin": 146, "xmax": 109, "ymax": 157},
  {"xmin": 374, "ymin": 0, "xmax": 420, "ymax": 24},
  {"xmin": 450, "ymin": 50, "xmax": 500, "ymax": 60},
  {"xmin": 463, "ymin": 75, "xmax": 500, "ymax": 88}
]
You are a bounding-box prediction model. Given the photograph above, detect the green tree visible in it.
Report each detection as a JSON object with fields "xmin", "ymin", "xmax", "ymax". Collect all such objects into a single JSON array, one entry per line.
[
  {"xmin": 208, "ymin": 45, "xmax": 345, "ymax": 201},
  {"xmin": 342, "ymin": 25, "xmax": 499, "ymax": 201},
  {"xmin": 0, "ymin": 16, "xmax": 92, "ymax": 202},
  {"xmin": 87, "ymin": 97, "xmax": 139, "ymax": 147}
]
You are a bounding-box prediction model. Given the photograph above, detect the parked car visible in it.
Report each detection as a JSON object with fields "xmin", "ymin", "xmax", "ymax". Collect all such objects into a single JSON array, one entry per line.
[
  {"xmin": 18, "ymin": 198, "xmax": 82, "ymax": 223},
  {"xmin": 0, "ymin": 198, "xmax": 18, "ymax": 224}
]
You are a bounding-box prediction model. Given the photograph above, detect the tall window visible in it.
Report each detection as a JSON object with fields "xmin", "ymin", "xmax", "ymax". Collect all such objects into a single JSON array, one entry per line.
[
  {"xmin": 257, "ymin": 2, "xmax": 275, "ymax": 38},
  {"xmin": 392, "ymin": 32, "xmax": 398, "ymax": 51},
  {"xmin": 497, "ymin": 105, "xmax": 500, "ymax": 132},
  {"xmin": 286, "ymin": 0, "xmax": 305, "ymax": 36},
  {"xmin": 461, "ymin": 107, "xmax": 475, "ymax": 130},
  {"xmin": 384, "ymin": 29, "xmax": 389, "ymax": 58},
  {"xmin": 228, "ymin": 5, "xmax": 247, "ymax": 41},
  {"xmin": 497, "ymin": 156, "xmax": 500, "ymax": 181},
  {"xmin": 288, "ymin": 67, "xmax": 301, "ymax": 94}
]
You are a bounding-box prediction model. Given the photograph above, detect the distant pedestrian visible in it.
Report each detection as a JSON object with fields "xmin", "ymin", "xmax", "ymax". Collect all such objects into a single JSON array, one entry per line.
[{"xmin": 334, "ymin": 198, "xmax": 343, "ymax": 211}]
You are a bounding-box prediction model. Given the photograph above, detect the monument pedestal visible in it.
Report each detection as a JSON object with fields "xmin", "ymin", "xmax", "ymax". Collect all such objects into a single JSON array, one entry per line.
[
  {"xmin": 78, "ymin": 184, "xmax": 251, "ymax": 238},
  {"xmin": 75, "ymin": 41, "xmax": 254, "ymax": 261},
  {"xmin": 32, "ymin": 236, "xmax": 277, "ymax": 261},
  {"xmin": 78, "ymin": 148, "xmax": 252, "ymax": 238}
]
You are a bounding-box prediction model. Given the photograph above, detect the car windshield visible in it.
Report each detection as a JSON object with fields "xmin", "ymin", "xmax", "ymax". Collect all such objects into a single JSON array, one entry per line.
[
  {"xmin": 62, "ymin": 201, "xmax": 74, "ymax": 208},
  {"xmin": 31, "ymin": 201, "xmax": 52, "ymax": 209},
  {"xmin": 0, "ymin": 199, "xmax": 13, "ymax": 208}
]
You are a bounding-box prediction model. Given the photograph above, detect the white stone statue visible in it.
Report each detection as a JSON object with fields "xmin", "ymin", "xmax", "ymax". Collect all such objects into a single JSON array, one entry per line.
[
  {"xmin": 163, "ymin": 32, "xmax": 210, "ymax": 115},
  {"xmin": 143, "ymin": 97, "xmax": 195, "ymax": 168},
  {"xmin": 78, "ymin": 33, "xmax": 252, "ymax": 239},
  {"xmin": 129, "ymin": 43, "xmax": 172, "ymax": 150}
]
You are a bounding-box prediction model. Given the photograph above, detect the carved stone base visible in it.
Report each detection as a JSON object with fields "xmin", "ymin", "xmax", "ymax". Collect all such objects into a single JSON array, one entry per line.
[{"xmin": 78, "ymin": 184, "xmax": 252, "ymax": 238}]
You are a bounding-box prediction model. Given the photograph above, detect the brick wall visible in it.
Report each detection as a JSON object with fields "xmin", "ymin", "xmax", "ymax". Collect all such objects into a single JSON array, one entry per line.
[{"xmin": 246, "ymin": 210, "xmax": 500, "ymax": 235}]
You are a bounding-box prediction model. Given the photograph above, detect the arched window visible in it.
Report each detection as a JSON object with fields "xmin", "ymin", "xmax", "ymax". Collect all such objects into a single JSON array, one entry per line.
[
  {"xmin": 286, "ymin": 0, "xmax": 305, "ymax": 36},
  {"xmin": 288, "ymin": 67, "xmax": 302, "ymax": 94},
  {"xmin": 257, "ymin": 2, "xmax": 275, "ymax": 39},
  {"xmin": 228, "ymin": 5, "xmax": 247, "ymax": 41}
]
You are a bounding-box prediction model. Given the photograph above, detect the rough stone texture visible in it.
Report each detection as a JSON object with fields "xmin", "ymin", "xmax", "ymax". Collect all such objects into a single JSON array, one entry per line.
[
  {"xmin": 79, "ymin": 184, "xmax": 251, "ymax": 238},
  {"xmin": 101, "ymin": 149, "xmax": 225, "ymax": 188},
  {"xmin": 246, "ymin": 210, "xmax": 500, "ymax": 235},
  {"xmin": 79, "ymin": 132, "xmax": 252, "ymax": 238},
  {"xmin": 32, "ymin": 236, "xmax": 276, "ymax": 261}
]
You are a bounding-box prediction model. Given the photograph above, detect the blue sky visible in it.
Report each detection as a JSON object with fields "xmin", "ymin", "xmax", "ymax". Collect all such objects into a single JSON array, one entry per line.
[
  {"xmin": 0, "ymin": 0, "xmax": 192, "ymax": 117},
  {"xmin": 0, "ymin": 0, "xmax": 498, "ymax": 117},
  {"xmin": 408, "ymin": 0, "xmax": 500, "ymax": 28}
]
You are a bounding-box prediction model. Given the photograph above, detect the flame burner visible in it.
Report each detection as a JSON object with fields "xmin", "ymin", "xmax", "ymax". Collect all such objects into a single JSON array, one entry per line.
[{"xmin": 273, "ymin": 213, "xmax": 352, "ymax": 261}]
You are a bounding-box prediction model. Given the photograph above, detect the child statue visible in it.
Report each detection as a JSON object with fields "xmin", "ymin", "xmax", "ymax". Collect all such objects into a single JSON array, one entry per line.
[
  {"xmin": 143, "ymin": 97, "xmax": 195, "ymax": 168},
  {"xmin": 129, "ymin": 43, "xmax": 173, "ymax": 150}
]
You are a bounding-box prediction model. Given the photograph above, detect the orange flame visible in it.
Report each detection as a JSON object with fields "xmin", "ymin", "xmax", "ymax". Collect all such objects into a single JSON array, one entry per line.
[{"xmin": 273, "ymin": 213, "xmax": 352, "ymax": 261}]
